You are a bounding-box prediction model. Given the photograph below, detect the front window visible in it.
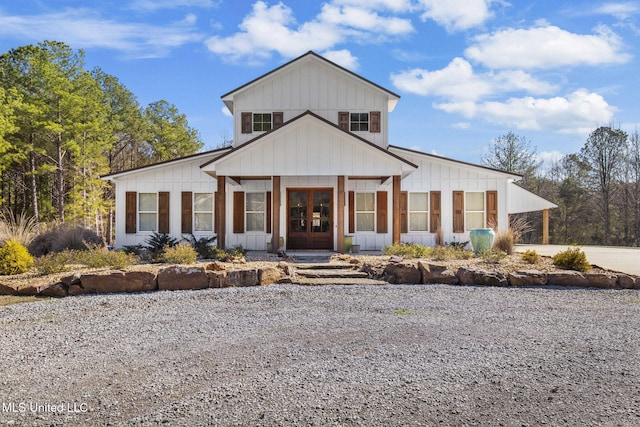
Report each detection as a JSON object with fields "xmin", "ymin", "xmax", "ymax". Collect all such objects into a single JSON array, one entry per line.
[
  {"xmin": 465, "ymin": 192, "xmax": 485, "ymax": 230},
  {"xmin": 139, "ymin": 193, "xmax": 157, "ymax": 232},
  {"xmin": 253, "ymin": 113, "xmax": 272, "ymax": 132},
  {"xmin": 246, "ymin": 192, "xmax": 266, "ymax": 232},
  {"xmin": 194, "ymin": 193, "xmax": 214, "ymax": 232},
  {"xmin": 409, "ymin": 192, "xmax": 429, "ymax": 231},
  {"xmin": 350, "ymin": 113, "xmax": 369, "ymax": 132},
  {"xmin": 356, "ymin": 192, "xmax": 375, "ymax": 231}
]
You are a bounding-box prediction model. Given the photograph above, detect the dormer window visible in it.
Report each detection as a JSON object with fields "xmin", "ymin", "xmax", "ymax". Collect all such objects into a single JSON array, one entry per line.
[
  {"xmin": 241, "ymin": 112, "xmax": 284, "ymax": 133},
  {"xmin": 338, "ymin": 111, "xmax": 381, "ymax": 133}
]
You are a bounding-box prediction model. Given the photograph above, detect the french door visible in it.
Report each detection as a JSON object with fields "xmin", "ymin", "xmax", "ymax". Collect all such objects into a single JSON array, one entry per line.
[{"xmin": 287, "ymin": 188, "xmax": 333, "ymax": 250}]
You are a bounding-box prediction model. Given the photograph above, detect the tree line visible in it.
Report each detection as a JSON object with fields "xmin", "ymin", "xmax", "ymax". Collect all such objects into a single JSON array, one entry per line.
[
  {"xmin": 0, "ymin": 41, "xmax": 203, "ymax": 240},
  {"xmin": 484, "ymin": 128, "xmax": 640, "ymax": 246}
]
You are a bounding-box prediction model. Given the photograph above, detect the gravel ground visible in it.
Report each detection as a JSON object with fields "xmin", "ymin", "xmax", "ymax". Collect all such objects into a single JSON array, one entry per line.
[{"xmin": 1, "ymin": 284, "xmax": 639, "ymax": 426}]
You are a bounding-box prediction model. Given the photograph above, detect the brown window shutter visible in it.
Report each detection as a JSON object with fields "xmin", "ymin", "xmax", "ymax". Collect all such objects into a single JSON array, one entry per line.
[
  {"xmin": 266, "ymin": 191, "xmax": 272, "ymax": 234},
  {"xmin": 348, "ymin": 191, "xmax": 355, "ymax": 234},
  {"xmin": 233, "ymin": 191, "xmax": 245, "ymax": 233},
  {"xmin": 376, "ymin": 191, "xmax": 388, "ymax": 233},
  {"xmin": 339, "ymin": 111, "xmax": 349, "ymax": 131},
  {"xmin": 273, "ymin": 112, "xmax": 283, "ymax": 129},
  {"xmin": 400, "ymin": 191, "xmax": 408, "ymax": 233},
  {"xmin": 125, "ymin": 191, "xmax": 137, "ymax": 234},
  {"xmin": 181, "ymin": 192, "xmax": 192, "ymax": 234},
  {"xmin": 158, "ymin": 192, "xmax": 170, "ymax": 234},
  {"xmin": 241, "ymin": 112, "xmax": 252, "ymax": 134},
  {"xmin": 486, "ymin": 191, "xmax": 498, "ymax": 229},
  {"xmin": 370, "ymin": 111, "xmax": 381, "ymax": 133},
  {"xmin": 453, "ymin": 191, "xmax": 464, "ymax": 233},
  {"xmin": 430, "ymin": 191, "xmax": 441, "ymax": 233}
]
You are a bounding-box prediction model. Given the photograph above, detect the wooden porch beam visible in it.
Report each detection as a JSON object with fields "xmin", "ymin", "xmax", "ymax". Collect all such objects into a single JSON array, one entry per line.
[
  {"xmin": 542, "ymin": 209, "xmax": 549, "ymax": 245},
  {"xmin": 216, "ymin": 175, "xmax": 226, "ymax": 249},
  {"xmin": 271, "ymin": 176, "xmax": 281, "ymax": 253},
  {"xmin": 392, "ymin": 175, "xmax": 401, "ymax": 244},
  {"xmin": 337, "ymin": 176, "xmax": 345, "ymax": 253}
]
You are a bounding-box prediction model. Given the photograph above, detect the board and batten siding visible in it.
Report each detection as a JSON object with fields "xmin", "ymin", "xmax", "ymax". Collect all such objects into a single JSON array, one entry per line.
[
  {"xmin": 388, "ymin": 147, "xmax": 511, "ymax": 246},
  {"xmin": 111, "ymin": 156, "xmax": 219, "ymax": 248},
  {"xmin": 231, "ymin": 58, "xmax": 390, "ymax": 148}
]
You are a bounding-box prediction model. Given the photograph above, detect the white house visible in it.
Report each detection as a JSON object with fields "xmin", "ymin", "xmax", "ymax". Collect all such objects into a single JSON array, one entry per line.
[{"xmin": 103, "ymin": 51, "xmax": 556, "ymax": 252}]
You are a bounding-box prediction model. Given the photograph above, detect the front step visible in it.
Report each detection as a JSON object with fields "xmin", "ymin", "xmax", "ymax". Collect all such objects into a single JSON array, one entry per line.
[
  {"xmin": 290, "ymin": 261, "xmax": 387, "ymax": 286},
  {"xmin": 296, "ymin": 277, "xmax": 388, "ymax": 286},
  {"xmin": 296, "ymin": 269, "xmax": 369, "ymax": 279},
  {"xmin": 295, "ymin": 263, "xmax": 355, "ymax": 270}
]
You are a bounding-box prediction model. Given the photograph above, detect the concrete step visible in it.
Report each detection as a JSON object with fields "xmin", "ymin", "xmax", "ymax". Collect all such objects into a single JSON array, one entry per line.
[
  {"xmin": 294, "ymin": 263, "xmax": 355, "ymax": 270},
  {"xmin": 295, "ymin": 269, "xmax": 369, "ymax": 279}
]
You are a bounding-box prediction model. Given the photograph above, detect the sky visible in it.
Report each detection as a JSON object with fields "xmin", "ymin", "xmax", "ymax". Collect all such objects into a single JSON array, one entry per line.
[{"xmin": 1, "ymin": 0, "xmax": 639, "ymax": 168}]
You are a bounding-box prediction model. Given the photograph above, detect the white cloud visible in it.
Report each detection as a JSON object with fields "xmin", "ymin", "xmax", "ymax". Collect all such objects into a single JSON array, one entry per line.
[
  {"xmin": 221, "ymin": 106, "xmax": 232, "ymax": 117},
  {"xmin": 318, "ymin": 4, "xmax": 413, "ymax": 35},
  {"xmin": 537, "ymin": 150, "xmax": 564, "ymax": 169},
  {"xmin": 591, "ymin": 2, "xmax": 639, "ymax": 19},
  {"xmin": 435, "ymin": 89, "xmax": 617, "ymax": 135},
  {"xmin": 322, "ymin": 49, "xmax": 360, "ymax": 70},
  {"xmin": 416, "ymin": 0, "xmax": 495, "ymax": 32},
  {"xmin": 331, "ymin": 0, "xmax": 413, "ymax": 13},
  {"xmin": 0, "ymin": 8, "xmax": 202, "ymax": 58},
  {"xmin": 129, "ymin": 0, "xmax": 218, "ymax": 10},
  {"xmin": 391, "ymin": 58, "xmax": 555, "ymax": 101},
  {"xmin": 465, "ymin": 24, "xmax": 632, "ymax": 69},
  {"xmin": 452, "ymin": 122, "xmax": 471, "ymax": 129},
  {"xmin": 205, "ymin": 1, "xmax": 342, "ymax": 62}
]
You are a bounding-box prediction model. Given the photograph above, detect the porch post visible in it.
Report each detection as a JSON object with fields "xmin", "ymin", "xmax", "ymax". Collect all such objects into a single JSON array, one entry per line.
[
  {"xmin": 392, "ymin": 175, "xmax": 401, "ymax": 244},
  {"xmin": 216, "ymin": 175, "xmax": 226, "ymax": 249},
  {"xmin": 337, "ymin": 176, "xmax": 345, "ymax": 253},
  {"xmin": 271, "ymin": 176, "xmax": 281, "ymax": 253},
  {"xmin": 542, "ymin": 209, "xmax": 549, "ymax": 244}
]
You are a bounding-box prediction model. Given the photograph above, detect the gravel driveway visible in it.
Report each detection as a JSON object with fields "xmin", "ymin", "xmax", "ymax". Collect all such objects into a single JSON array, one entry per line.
[{"xmin": 1, "ymin": 284, "xmax": 639, "ymax": 426}]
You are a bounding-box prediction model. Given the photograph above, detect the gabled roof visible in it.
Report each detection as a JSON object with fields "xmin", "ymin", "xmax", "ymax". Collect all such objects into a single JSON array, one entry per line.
[
  {"xmin": 101, "ymin": 147, "xmax": 231, "ymax": 180},
  {"xmin": 200, "ymin": 110, "xmax": 417, "ymax": 174},
  {"xmin": 221, "ymin": 51, "xmax": 400, "ymax": 113},
  {"xmin": 388, "ymin": 145, "xmax": 523, "ymax": 179},
  {"xmin": 508, "ymin": 182, "xmax": 558, "ymax": 213}
]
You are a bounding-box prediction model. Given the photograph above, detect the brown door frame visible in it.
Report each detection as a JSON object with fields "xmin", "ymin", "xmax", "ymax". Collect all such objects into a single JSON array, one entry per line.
[{"xmin": 286, "ymin": 187, "xmax": 334, "ymax": 250}]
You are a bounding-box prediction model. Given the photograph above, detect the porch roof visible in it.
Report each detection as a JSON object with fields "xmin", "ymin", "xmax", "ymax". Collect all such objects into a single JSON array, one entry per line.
[
  {"xmin": 201, "ymin": 110, "xmax": 417, "ymax": 178},
  {"xmin": 508, "ymin": 182, "xmax": 558, "ymax": 213}
]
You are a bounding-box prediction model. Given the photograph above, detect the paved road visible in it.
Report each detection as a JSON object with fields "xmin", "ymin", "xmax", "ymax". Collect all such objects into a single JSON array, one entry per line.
[{"xmin": 516, "ymin": 244, "xmax": 640, "ymax": 276}]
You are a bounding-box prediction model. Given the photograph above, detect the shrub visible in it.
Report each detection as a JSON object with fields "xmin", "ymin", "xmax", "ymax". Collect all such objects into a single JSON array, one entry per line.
[
  {"xmin": 160, "ymin": 245, "xmax": 197, "ymax": 264},
  {"xmin": 493, "ymin": 230, "xmax": 515, "ymax": 255},
  {"xmin": 521, "ymin": 249, "xmax": 541, "ymax": 264},
  {"xmin": 552, "ymin": 247, "xmax": 591, "ymax": 272},
  {"xmin": 145, "ymin": 232, "xmax": 178, "ymax": 261},
  {"xmin": 0, "ymin": 211, "xmax": 39, "ymax": 247},
  {"xmin": 182, "ymin": 234, "xmax": 217, "ymax": 259},
  {"xmin": 479, "ymin": 249, "xmax": 507, "ymax": 263},
  {"xmin": 74, "ymin": 247, "xmax": 137, "ymax": 269},
  {"xmin": 383, "ymin": 242, "xmax": 430, "ymax": 258},
  {"xmin": 0, "ymin": 240, "xmax": 35, "ymax": 275},
  {"xmin": 36, "ymin": 251, "xmax": 74, "ymax": 275},
  {"xmin": 29, "ymin": 224, "xmax": 104, "ymax": 256}
]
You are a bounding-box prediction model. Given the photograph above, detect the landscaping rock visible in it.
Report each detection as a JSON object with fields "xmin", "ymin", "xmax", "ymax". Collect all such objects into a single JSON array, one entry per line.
[
  {"xmin": 635, "ymin": 277, "xmax": 640, "ymax": 290},
  {"xmin": 585, "ymin": 272, "xmax": 618, "ymax": 289},
  {"xmin": 0, "ymin": 282, "xmax": 17, "ymax": 295},
  {"xmin": 157, "ymin": 266, "xmax": 208, "ymax": 291},
  {"xmin": 205, "ymin": 261, "xmax": 226, "ymax": 271},
  {"xmin": 546, "ymin": 271, "xmax": 590, "ymax": 287},
  {"xmin": 61, "ymin": 272, "xmax": 82, "ymax": 287},
  {"xmin": 82, "ymin": 270, "xmax": 157, "ymax": 294},
  {"xmin": 618, "ymin": 274, "xmax": 635, "ymax": 289},
  {"xmin": 359, "ymin": 262, "xmax": 385, "ymax": 280},
  {"xmin": 258, "ymin": 266, "xmax": 282, "ymax": 285},
  {"xmin": 457, "ymin": 267, "xmax": 508, "ymax": 287},
  {"xmin": 68, "ymin": 283, "xmax": 88, "ymax": 296},
  {"xmin": 508, "ymin": 270, "xmax": 547, "ymax": 287},
  {"xmin": 208, "ymin": 270, "xmax": 227, "ymax": 288},
  {"xmin": 225, "ymin": 269, "xmax": 259, "ymax": 287},
  {"xmin": 38, "ymin": 282, "xmax": 68, "ymax": 298},
  {"xmin": 383, "ymin": 262, "xmax": 421, "ymax": 284},
  {"xmin": 418, "ymin": 262, "xmax": 459, "ymax": 285}
]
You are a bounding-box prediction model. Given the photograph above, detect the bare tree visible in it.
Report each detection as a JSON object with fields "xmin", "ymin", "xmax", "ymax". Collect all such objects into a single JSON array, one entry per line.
[{"xmin": 482, "ymin": 131, "xmax": 540, "ymax": 189}]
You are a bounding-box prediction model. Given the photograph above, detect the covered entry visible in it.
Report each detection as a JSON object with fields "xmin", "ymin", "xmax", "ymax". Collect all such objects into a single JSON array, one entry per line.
[{"xmin": 287, "ymin": 188, "xmax": 333, "ymax": 250}]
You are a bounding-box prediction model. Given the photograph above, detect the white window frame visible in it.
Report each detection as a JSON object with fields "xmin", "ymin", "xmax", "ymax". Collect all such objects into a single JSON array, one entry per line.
[
  {"xmin": 465, "ymin": 191, "xmax": 485, "ymax": 231},
  {"xmin": 138, "ymin": 193, "xmax": 158, "ymax": 232},
  {"xmin": 355, "ymin": 192, "xmax": 375, "ymax": 232},
  {"xmin": 193, "ymin": 192, "xmax": 214, "ymax": 232},
  {"xmin": 253, "ymin": 113, "xmax": 272, "ymax": 132},
  {"xmin": 350, "ymin": 112, "xmax": 369, "ymax": 132},
  {"xmin": 409, "ymin": 192, "xmax": 429, "ymax": 232},
  {"xmin": 246, "ymin": 192, "xmax": 266, "ymax": 233}
]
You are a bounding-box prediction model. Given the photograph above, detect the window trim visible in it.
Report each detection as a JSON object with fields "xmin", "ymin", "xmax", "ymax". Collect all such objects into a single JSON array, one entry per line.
[
  {"xmin": 138, "ymin": 192, "xmax": 158, "ymax": 233},
  {"xmin": 245, "ymin": 192, "xmax": 267, "ymax": 233},
  {"xmin": 409, "ymin": 192, "xmax": 429, "ymax": 232},
  {"xmin": 465, "ymin": 191, "xmax": 485, "ymax": 232},
  {"xmin": 355, "ymin": 192, "xmax": 376, "ymax": 232},
  {"xmin": 193, "ymin": 192, "xmax": 214, "ymax": 232}
]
